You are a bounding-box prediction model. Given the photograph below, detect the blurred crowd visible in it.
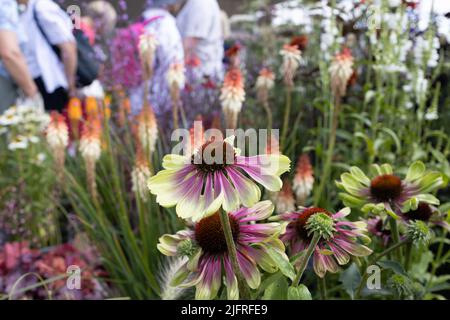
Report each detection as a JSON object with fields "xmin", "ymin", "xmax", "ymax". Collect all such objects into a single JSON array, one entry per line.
[{"xmin": 0, "ymin": 0, "xmax": 229, "ymax": 116}]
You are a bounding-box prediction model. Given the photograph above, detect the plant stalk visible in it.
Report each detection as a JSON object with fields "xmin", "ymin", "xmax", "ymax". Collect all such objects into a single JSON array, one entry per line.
[
  {"xmin": 293, "ymin": 232, "xmax": 321, "ymax": 286},
  {"xmin": 219, "ymin": 209, "xmax": 251, "ymax": 299}
]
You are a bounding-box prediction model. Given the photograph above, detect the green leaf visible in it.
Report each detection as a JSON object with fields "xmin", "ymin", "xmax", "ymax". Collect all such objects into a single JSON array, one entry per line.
[
  {"xmin": 262, "ymin": 275, "xmax": 288, "ymax": 300},
  {"xmin": 339, "ymin": 263, "xmax": 361, "ymax": 299},
  {"xmin": 287, "ymin": 285, "xmax": 312, "ymax": 300},
  {"xmin": 377, "ymin": 260, "xmax": 407, "ymax": 276},
  {"xmin": 265, "ymin": 247, "xmax": 296, "ymax": 281}
]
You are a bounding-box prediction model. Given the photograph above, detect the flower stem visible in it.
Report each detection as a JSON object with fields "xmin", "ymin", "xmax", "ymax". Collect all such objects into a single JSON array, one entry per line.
[
  {"xmin": 293, "ymin": 232, "xmax": 321, "ymax": 287},
  {"xmin": 404, "ymin": 241, "xmax": 413, "ymax": 271},
  {"xmin": 313, "ymin": 96, "xmax": 342, "ymax": 206},
  {"xmin": 262, "ymin": 99, "xmax": 273, "ymax": 133},
  {"xmin": 388, "ymin": 217, "xmax": 402, "ymax": 260},
  {"xmin": 319, "ymin": 276, "xmax": 327, "ymax": 300},
  {"xmin": 219, "ymin": 209, "xmax": 251, "ymax": 299},
  {"xmin": 281, "ymin": 86, "xmax": 292, "ymax": 151},
  {"xmin": 355, "ymin": 238, "xmax": 410, "ymax": 299}
]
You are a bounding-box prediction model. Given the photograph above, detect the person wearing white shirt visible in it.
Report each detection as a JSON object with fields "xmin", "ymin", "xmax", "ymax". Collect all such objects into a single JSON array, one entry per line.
[
  {"xmin": 0, "ymin": 0, "xmax": 39, "ymax": 112},
  {"xmin": 176, "ymin": 0, "xmax": 224, "ymax": 81},
  {"xmin": 18, "ymin": 0, "xmax": 77, "ymax": 111},
  {"xmin": 129, "ymin": 0, "xmax": 184, "ymax": 116}
]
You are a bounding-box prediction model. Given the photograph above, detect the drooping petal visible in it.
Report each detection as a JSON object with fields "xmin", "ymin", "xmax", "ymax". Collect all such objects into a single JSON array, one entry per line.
[
  {"xmin": 237, "ymin": 250, "xmax": 261, "ymax": 289},
  {"xmin": 223, "ymin": 256, "xmax": 239, "ymax": 300}
]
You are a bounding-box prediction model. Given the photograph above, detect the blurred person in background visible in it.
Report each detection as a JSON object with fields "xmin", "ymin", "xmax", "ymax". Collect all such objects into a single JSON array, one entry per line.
[
  {"xmin": 0, "ymin": 0, "xmax": 40, "ymax": 112},
  {"xmin": 19, "ymin": 0, "xmax": 77, "ymax": 111},
  {"xmin": 79, "ymin": 0, "xmax": 117, "ymax": 99},
  {"xmin": 129, "ymin": 0, "xmax": 184, "ymax": 116},
  {"xmin": 175, "ymin": 0, "xmax": 224, "ymax": 82}
]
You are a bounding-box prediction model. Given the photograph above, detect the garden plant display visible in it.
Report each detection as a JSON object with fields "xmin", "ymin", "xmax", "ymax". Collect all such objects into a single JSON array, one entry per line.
[{"xmin": 0, "ymin": 0, "xmax": 449, "ymax": 302}]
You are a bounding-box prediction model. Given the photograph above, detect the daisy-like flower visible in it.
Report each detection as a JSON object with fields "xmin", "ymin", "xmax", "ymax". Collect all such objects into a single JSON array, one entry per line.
[
  {"xmin": 46, "ymin": 112, "xmax": 69, "ymax": 179},
  {"xmin": 274, "ymin": 207, "xmax": 372, "ymax": 277},
  {"xmin": 292, "ymin": 154, "xmax": 314, "ymax": 206},
  {"xmin": 280, "ymin": 42, "xmax": 303, "ymax": 87},
  {"xmin": 271, "ymin": 179, "xmax": 295, "ymax": 214},
  {"xmin": 136, "ymin": 105, "xmax": 158, "ymax": 157},
  {"xmin": 220, "ymin": 68, "xmax": 245, "ymax": 129},
  {"xmin": 8, "ymin": 135, "xmax": 28, "ymax": 151},
  {"xmin": 329, "ymin": 48, "xmax": 354, "ymax": 98},
  {"xmin": 148, "ymin": 136, "xmax": 290, "ymax": 221},
  {"xmin": 0, "ymin": 112, "xmax": 20, "ymax": 126},
  {"xmin": 255, "ymin": 68, "xmax": 275, "ymax": 103},
  {"xmin": 336, "ymin": 161, "xmax": 445, "ymax": 217},
  {"xmin": 139, "ymin": 33, "xmax": 159, "ymax": 79},
  {"xmin": 132, "ymin": 146, "xmax": 152, "ymax": 203},
  {"xmin": 157, "ymin": 201, "xmax": 287, "ymax": 300}
]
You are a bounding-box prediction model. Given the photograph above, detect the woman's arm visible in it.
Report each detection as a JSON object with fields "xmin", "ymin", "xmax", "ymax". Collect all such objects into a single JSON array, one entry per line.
[{"xmin": 0, "ymin": 30, "xmax": 38, "ymax": 97}]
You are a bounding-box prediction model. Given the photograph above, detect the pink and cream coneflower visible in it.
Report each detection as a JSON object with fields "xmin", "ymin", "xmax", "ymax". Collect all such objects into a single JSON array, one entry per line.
[
  {"xmin": 79, "ymin": 118, "xmax": 102, "ymax": 200},
  {"xmin": 275, "ymin": 207, "xmax": 372, "ymax": 277},
  {"xmin": 293, "ymin": 154, "xmax": 314, "ymax": 206},
  {"xmin": 157, "ymin": 201, "xmax": 287, "ymax": 300},
  {"xmin": 46, "ymin": 112, "xmax": 69, "ymax": 180},
  {"xmin": 136, "ymin": 105, "xmax": 158, "ymax": 158},
  {"xmin": 148, "ymin": 136, "xmax": 291, "ymax": 221},
  {"xmin": 329, "ymin": 48, "xmax": 354, "ymax": 98},
  {"xmin": 271, "ymin": 179, "xmax": 296, "ymax": 214},
  {"xmin": 336, "ymin": 161, "xmax": 445, "ymax": 217},
  {"xmin": 132, "ymin": 146, "xmax": 152, "ymax": 203},
  {"xmin": 220, "ymin": 68, "xmax": 245, "ymax": 129},
  {"xmin": 280, "ymin": 43, "xmax": 302, "ymax": 87},
  {"xmin": 255, "ymin": 68, "xmax": 275, "ymax": 102}
]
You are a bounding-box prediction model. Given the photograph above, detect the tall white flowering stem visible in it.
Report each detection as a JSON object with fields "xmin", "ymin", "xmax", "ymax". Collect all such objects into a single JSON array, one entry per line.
[
  {"xmin": 219, "ymin": 208, "xmax": 251, "ymax": 299},
  {"xmin": 293, "ymin": 232, "xmax": 321, "ymax": 287}
]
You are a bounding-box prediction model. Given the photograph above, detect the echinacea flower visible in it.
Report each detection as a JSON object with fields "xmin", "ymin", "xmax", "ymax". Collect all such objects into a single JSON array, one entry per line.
[
  {"xmin": 329, "ymin": 48, "xmax": 354, "ymax": 98},
  {"xmin": 220, "ymin": 68, "xmax": 245, "ymax": 129},
  {"xmin": 403, "ymin": 202, "xmax": 450, "ymax": 231},
  {"xmin": 336, "ymin": 161, "xmax": 445, "ymax": 217},
  {"xmin": 255, "ymin": 68, "xmax": 275, "ymax": 103},
  {"xmin": 157, "ymin": 201, "xmax": 287, "ymax": 299},
  {"xmin": 148, "ymin": 136, "xmax": 290, "ymax": 221},
  {"xmin": 280, "ymin": 43, "xmax": 303, "ymax": 87},
  {"xmin": 274, "ymin": 207, "xmax": 372, "ymax": 277},
  {"xmin": 271, "ymin": 179, "xmax": 296, "ymax": 214},
  {"xmin": 136, "ymin": 105, "xmax": 158, "ymax": 157},
  {"xmin": 292, "ymin": 154, "xmax": 314, "ymax": 205}
]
